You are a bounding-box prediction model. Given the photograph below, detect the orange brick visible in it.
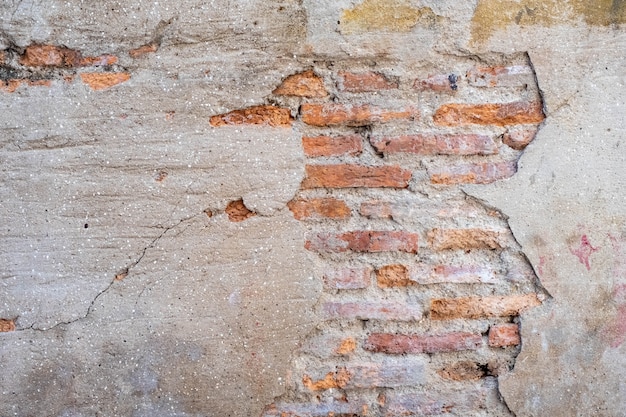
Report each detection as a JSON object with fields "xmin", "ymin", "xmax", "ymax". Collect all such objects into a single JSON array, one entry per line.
[
  {"xmin": 433, "ymin": 101, "xmax": 545, "ymax": 126},
  {"xmin": 302, "ymin": 135, "xmax": 362, "ymax": 157},
  {"xmin": 428, "ymin": 228, "xmax": 504, "ymax": 251},
  {"xmin": 364, "ymin": 332, "xmax": 482, "ymax": 354},
  {"xmin": 430, "ymin": 294, "xmax": 541, "ymax": 320},
  {"xmin": 429, "ymin": 161, "xmax": 517, "ymax": 185},
  {"xmin": 306, "ymin": 231, "xmax": 418, "ymax": 253},
  {"xmin": 336, "ymin": 338, "xmax": 357, "ymax": 355},
  {"xmin": 370, "ymin": 134, "xmax": 497, "ymax": 155},
  {"xmin": 301, "ymin": 103, "xmax": 416, "ymax": 127},
  {"xmin": 20, "ymin": 44, "xmax": 82, "ymax": 67},
  {"xmin": 0, "ymin": 319, "xmax": 15, "ymax": 332},
  {"xmin": 503, "ymin": 126, "xmax": 538, "ymax": 150},
  {"xmin": 376, "ymin": 264, "xmax": 414, "ymax": 288},
  {"xmin": 226, "ymin": 199, "xmax": 256, "ymax": 222},
  {"xmin": 272, "ymin": 70, "xmax": 327, "ymax": 97},
  {"xmin": 303, "ymin": 367, "xmax": 351, "ymax": 391},
  {"xmin": 414, "ymin": 73, "xmax": 458, "ymax": 92},
  {"xmin": 287, "ymin": 198, "xmax": 351, "ymax": 220},
  {"xmin": 488, "ymin": 323, "xmax": 521, "ymax": 347},
  {"xmin": 338, "ymin": 71, "xmax": 398, "ymax": 92},
  {"xmin": 209, "ymin": 105, "xmax": 292, "ymax": 127},
  {"xmin": 302, "ymin": 164, "xmax": 411, "ymax": 189},
  {"xmin": 129, "ymin": 43, "xmax": 159, "ymax": 58},
  {"xmin": 80, "ymin": 72, "xmax": 130, "ymax": 90}
]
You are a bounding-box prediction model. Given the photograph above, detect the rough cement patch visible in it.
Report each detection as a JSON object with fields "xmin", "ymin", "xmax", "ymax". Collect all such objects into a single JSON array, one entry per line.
[{"xmin": 465, "ymin": 31, "xmax": 626, "ymax": 416}]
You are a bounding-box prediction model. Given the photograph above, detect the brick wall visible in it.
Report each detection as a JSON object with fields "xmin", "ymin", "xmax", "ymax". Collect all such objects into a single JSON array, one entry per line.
[{"xmin": 208, "ymin": 55, "xmax": 547, "ymax": 415}]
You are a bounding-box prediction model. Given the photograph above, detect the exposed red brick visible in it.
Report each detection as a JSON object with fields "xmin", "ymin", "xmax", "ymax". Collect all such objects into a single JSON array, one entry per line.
[
  {"xmin": 288, "ymin": 198, "xmax": 351, "ymax": 220},
  {"xmin": 433, "ymin": 101, "xmax": 545, "ymax": 126},
  {"xmin": 467, "ymin": 65, "xmax": 533, "ymax": 88},
  {"xmin": 336, "ymin": 338, "xmax": 357, "ymax": 355},
  {"xmin": 364, "ymin": 332, "xmax": 482, "ymax": 354},
  {"xmin": 302, "ymin": 135, "xmax": 363, "ymax": 157},
  {"xmin": 79, "ymin": 55, "xmax": 118, "ymax": 66},
  {"xmin": 371, "ymin": 134, "xmax": 497, "ymax": 155},
  {"xmin": 376, "ymin": 264, "xmax": 414, "ymax": 288},
  {"xmin": 129, "ymin": 43, "xmax": 159, "ymax": 58},
  {"xmin": 226, "ymin": 199, "xmax": 256, "ymax": 222},
  {"xmin": 488, "ymin": 323, "xmax": 521, "ymax": 347},
  {"xmin": 20, "ymin": 44, "xmax": 82, "ymax": 67},
  {"xmin": 429, "ymin": 161, "xmax": 517, "ymax": 185},
  {"xmin": 303, "ymin": 367, "xmax": 351, "ymax": 390},
  {"xmin": 438, "ymin": 361, "xmax": 489, "ymax": 381},
  {"xmin": 210, "ymin": 105, "xmax": 292, "ymax": 127},
  {"xmin": 414, "ymin": 74, "xmax": 458, "ymax": 92},
  {"xmin": 80, "ymin": 72, "xmax": 131, "ymax": 90},
  {"xmin": 0, "ymin": 319, "xmax": 16, "ymax": 332},
  {"xmin": 301, "ymin": 103, "xmax": 417, "ymax": 127},
  {"xmin": 338, "ymin": 71, "xmax": 398, "ymax": 92},
  {"xmin": 430, "ymin": 294, "xmax": 542, "ymax": 320},
  {"xmin": 306, "ymin": 231, "xmax": 418, "ymax": 253},
  {"xmin": 302, "ymin": 164, "xmax": 411, "ymax": 189},
  {"xmin": 322, "ymin": 302, "xmax": 423, "ymax": 321},
  {"xmin": 272, "ymin": 70, "xmax": 328, "ymax": 97},
  {"xmin": 1, "ymin": 79, "xmax": 52, "ymax": 93},
  {"xmin": 503, "ymin": 126, "xmax": 538, "ymax": 150},
  {"xmin": 323, "ymin": 267, "xmax": 371, "ymax": 289},
  {"xmin": 427, "ymin": 228, "xmax": 504, "ymax": 251}
]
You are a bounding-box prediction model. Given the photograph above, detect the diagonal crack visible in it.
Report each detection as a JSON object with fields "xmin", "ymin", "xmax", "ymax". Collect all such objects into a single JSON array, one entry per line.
[{"xmin": 18, "ymin": 211, "xmax": 205, "ymax": 333}]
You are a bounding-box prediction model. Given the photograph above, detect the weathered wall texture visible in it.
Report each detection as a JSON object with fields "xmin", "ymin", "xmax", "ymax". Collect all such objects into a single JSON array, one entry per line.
[{"xmin": 0, "ymin": 1, "xmax": 624, "ymax": 416}]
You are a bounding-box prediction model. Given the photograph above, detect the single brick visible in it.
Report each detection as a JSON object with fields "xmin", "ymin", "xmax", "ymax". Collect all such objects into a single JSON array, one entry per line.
[
  {"xmin": 301, "ymin": 103, "xmax": 416, "ymax": 126},
  {"xmin": 20, "ymin": 44, "xmax": 82, "ymax": 67},
  {"xmin": 272, "ymin": 70, "xmax": 328, "ymax": 97},
  {"xmin": 306, "ymin": 231, "xmax": 418, "ymax": 253},
  {"xmin": 302, "ymin": 164, "xmax": 411, "ymax": 189},
  {"xmin": 414, "ymin": 73, "xmax": 459, "ymax": 92},
  {"xmin": 467, "ymin": 65, "xmax": 534, "ymax": 88},
  {"xmin": 438, "ymin": 361, "xmax": 490, "ymax": 381},
  {"xmin": 0, "ymin": 319, "xmax": 16, "ymax": 332},
  {"xmin": 414, "ymin": 264, "xmax": 498, "ymax": 284},
  {"xmin": 430, "ymin": 294, "xmax": 541, "ymax": 320},
  {"xmin": 503, "ymin": 126, "xmax": 538, "ymax": 150},
  {"xmin": 322, "ymin": 301, "xmax": 423, "ymax": 321},
  {"xmin": 383, "ymin": 387, "xmax": 490, "ymax": 416},
  {"xmin": 80, "ymin": 72, "xmax": 131, "ymax": 90},
  {"xmin": 1, "ymin": 79, "xmax": 52, "ymax": 93},
  {"xmin": 302, "ymin": 135, "xmax": 363, "ymax": 157},
  {"xmin": 303, "ymin": 366, "xmax": 351, "ymax": 390},
  {"xmin": 488, "ymin": 323, "xmax": 521, "ymax": 347},
  {"xmin": 323, "ymin": 267, "xmax": 371, "ymax": 289},
  {"xmin": 225, "ymin": 199, "xmax": 256, "ymax": 222},
  {"xmin": 364, "ymin": 332, "xmax": 482, "ymax": 354},
  {"xmin": 338, "ymin": 71, "xmax": 398, "ymax": 92},
  {"xmin": 129, "ymin": 43, "xmax": 159, "ymax": 58},
  {"xmin": 361, "ymin": 199, "xmax": 488, "ymax": 220},
  {"xmin": 288, "ymin": 198, "xmax": 351, "ymax": 220},
  {"xmin": 427, "ymin": 228, "xmax": 504, "ymax": 251},
  {"xmin": 429, "ymin": 161, "xmax": 517, "ymax": 185},
  {"xmin": 209, "ymin": 105, "xmax": 292, "ymax": 127},
  {"xmin": 370, "ymin": 134, "xmax": 497, "ymax": 155},
  {"xmin": 433, "ymin": 101, "xmax": 545, "ymax": 126},
  {"xmin": 360, "ymin": 200, "xmax": 394, "ymax": 219},
  {"xmin": 20, "ymin": 44, "xmax": 116, "ymax": 67},
  {"xmin": 376, "ymin": 264, "xmax": 414, "ymax": 288}
]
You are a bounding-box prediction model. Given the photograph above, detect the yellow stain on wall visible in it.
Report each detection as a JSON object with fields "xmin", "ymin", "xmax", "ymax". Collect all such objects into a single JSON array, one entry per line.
[
  {"xmin": 340, "ymin": 0, "xmax": 440, "ymax": 34},
  {"xmin": 472, "ymin": 0, "xmax": 626, "ymax": 44}
]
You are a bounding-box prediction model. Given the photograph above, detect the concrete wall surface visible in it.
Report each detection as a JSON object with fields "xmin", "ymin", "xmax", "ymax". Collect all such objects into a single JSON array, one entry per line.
[{"xmin": 0, "ymin": 1, "xmax": 624, "ymax": 416}]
